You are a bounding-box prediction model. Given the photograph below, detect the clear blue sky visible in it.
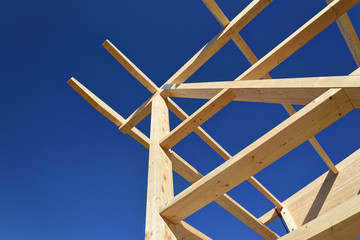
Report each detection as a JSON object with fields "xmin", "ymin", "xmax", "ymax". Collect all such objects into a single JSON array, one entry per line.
[{"xmin": 1, "ymin": 0, "xmax": 360, "ymax": 239}]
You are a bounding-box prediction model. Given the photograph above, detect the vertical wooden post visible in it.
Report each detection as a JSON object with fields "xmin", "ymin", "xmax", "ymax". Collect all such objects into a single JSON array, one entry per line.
[{"xmin": 145, "ymin": 95, "xmax": 176, "ymax": 240}]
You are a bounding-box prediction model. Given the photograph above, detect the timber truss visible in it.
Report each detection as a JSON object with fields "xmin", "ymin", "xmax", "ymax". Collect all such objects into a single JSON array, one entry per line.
[{"xmin": 68, "ymin": 0, "xmax": 360, "ymax": 239}]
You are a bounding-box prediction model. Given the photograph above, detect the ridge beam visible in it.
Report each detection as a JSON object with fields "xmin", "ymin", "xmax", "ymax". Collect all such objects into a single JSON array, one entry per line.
[{"xmin": 160, "ymin": 88, "xmax": 354, "ymax": 223}]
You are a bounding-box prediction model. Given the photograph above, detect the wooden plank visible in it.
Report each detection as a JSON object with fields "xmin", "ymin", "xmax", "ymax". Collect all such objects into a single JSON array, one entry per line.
[
  {"xmin": 260, "ymin": 148, "xmax": 360, "ymax": 227},
  {"xmin": 163, "ymin": 76, "xmax": 360, "ymax": 107},
  {"xmin": 165, "ymin": 98, "xmax": 232, "ymax": 160},
  {"xmin": 103, "ymin": 40, "xmax": 158, "ymax": 93},
  {"xmin": 201, "ymin": 0, "xmax": 339, "ymax": 174},
  {"xmin": 68, "ymin": 77, "xmax": 150, "ymax": 149},
  {"xmin": 202, "ymin": 0, "xmax": 270, "ymax": 67},
  {"xmin": 248, "ymin": 177, "xmax": 283, "ymax": 210},
  {"xmin": 279, "ymin": 194, "xmax": 360, "ymax": 240},
  {"xmin": 166, "ymin": 98, "xmax": 283, "ymax": 212},
  {"xmin": 201, "ymin": 0, "xmax": 228, "ymax": 27},
  {"xmin": 326, "ymin": 0, "xmax": 360, "ymax": 67},
  {"xmin": 166, "ymin": 150, "xmax": 279, "ymax": 240},
  {"xmin": 160, "ymin": 0, "xmax": 359, "ymax": 155},
  {"xmin": 235, "ymin": 0, "xmax": 360, "ymax": 81},
  {"xmin": 163, "ymin": 0, "xmax": 273, "ymax": 85},
  {"xmin": 160, "ymin": 89, "xmax": 237, "ymax": 149},
  {"xmin": 145, "ymin": 95, "xmax": 176, "ymax": 239},
  {"xmin": 119, "ymin": 94, "xmax": 154, "ymax": 134},
  {"xmin": 160, "ymin": 88, "xmax": 354, "ymax": 223}
]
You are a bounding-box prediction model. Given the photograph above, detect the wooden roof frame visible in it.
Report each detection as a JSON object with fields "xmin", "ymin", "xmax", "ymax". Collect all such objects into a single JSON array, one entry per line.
[{"xmin": 68, "ymin": 0, "xmax": 360, "ymax": 239}]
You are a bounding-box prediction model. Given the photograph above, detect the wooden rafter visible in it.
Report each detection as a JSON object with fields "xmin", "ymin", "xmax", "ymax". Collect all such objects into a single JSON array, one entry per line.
[
  {"xmin": 162, "ymin": 0, "xmax": 273, "ymax": 85},
  {"xmin": 67, "ymin": 77, "xmax": 278, "ymax": 239},
  {"xmin": 160, "ymin": 88, "xmax": 354, "ymax": 223},
  {"xmin": 160, "ymin": 0, "xmax": 360, "ymax": 150},
  {"xmin": 81, "ymin": 37, "xmax": 286, "ymax": 223},
  {"xmin": 201, "ymin": 0, "xmax": 340, "ymax": 175},
  {"xmin": 326, "ymin": 0, "xmax": 360, "ymax": 67},
  {"xmin": 68, "ymin": 0, "xmax": 360, "ymax": 238}
]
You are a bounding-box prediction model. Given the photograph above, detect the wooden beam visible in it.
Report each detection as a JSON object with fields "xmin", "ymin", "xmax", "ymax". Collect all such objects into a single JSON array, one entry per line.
[
  {"xmin": 68, "ymin": 77, "xmax": 150, "ymax": 149},
  {"xmin": 326, "ymin": 0, "xmax": 360, "ymax": 67},
  {"xmin": 166, "ymin": 98, "xmax": 284, "ymax": 212},
  {"xmin": 260, "ymin": 148, "xmax": 360, "ymax": 227},
  {"xmin": 160, "ymin": 89, "xmax": 236, "ymax": 149},
  {"xmin": 247, "ymin": 176, "xmax": 283, "ymax": 210},
  {"xmin": 119, "ymin": 94, "xmax": 154, "ymax": 134},
  {"xmin": 163, "ymin": 76, "xmax": 360, "ymax": 107},
  {"xmin": 159, "ymin": 0, "xmax": 360, "ymax": 151},
  {"xmin": 103, "ymin": 40, "xmax": 158, "ymax": 94},
  {"xmin": 163, "ymin": 0, "xmax": 273, "ymax": 85},
  {"xmin": 279, "ymin": 194, "xmax": 360, "ymax": 240},
  {"xmin": 165, "ymin": 98, "xmax": 233, "ymax": 160},
  {"xmin": 167, "ymin": 221, "xmax": 212, "ymax": 240},
  {"xmin": 202, "ymin": 0, "xmax": 269, "ymax": 67},
  {"xmin": 235, "ymin": 0, "xmax": 360, "ymax": 81},
  {"xmin": 160, "ymin": 88, "xmax": 354, "ymax": 223},
  {"xmin": 201, "ymin": 0, "xmax": 339, "ymax": 175},
  {"xmin": 68, "ymin": 78, "xmax": 241, "ymax": 239},
  {"xmin": 145, "ymin": 94, "xmax": 176, "ymax": 239},
  {"xmin": 166, "ymin": 150, "xmax": 279, "ymax": 240}
]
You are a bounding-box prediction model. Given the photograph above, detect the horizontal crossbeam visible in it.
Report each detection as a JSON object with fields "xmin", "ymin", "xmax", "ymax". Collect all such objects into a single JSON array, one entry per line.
[{"xmin": 163, "ymin": 76, "xmax": 360, "ymax": 107}]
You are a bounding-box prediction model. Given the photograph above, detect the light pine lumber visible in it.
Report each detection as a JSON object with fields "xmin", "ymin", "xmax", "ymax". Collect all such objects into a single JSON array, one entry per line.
[
  {"xmin": 166, "ymin": 98, "xmax": 284, "ymax": 212},
  {"xmin": 279, "ymin": 194, "xmax": 360, "ymax": 240},
  {"xmin": 235, "ymin": 0, "xmax": 360, "ymax": 81},
  {"xmin": 160, "ymin": 88, "xmax": 354, "ymax": 223},
  {"xmin": 160, "ymin": 89, "xmax": 236, "ymax": 149},
  {"xmin": 67, "ymin": 79, "xmax": 277, "ymax": 238},
  {"xmin": 163, "ymin": 76, "xmax": 360, "ymax": 107},
  {"xmin": 200, "ymin": 0, "xmax": 339, "ymax": 175},
  {"xmin": 326, "ymin": 0, "xmax": 360, "ymax": 67},
  {"xmin": 163, "ymin": 0, "xmax": 273, "ymax": 85},
  {"xmin": 160, "ymin": 0, "xmax": 359, "ymax": 153},
  {"xmin": 103, "ymin": 40, "xmax": 158, "ymax": 94},
  {"xmin": 165, "ymin": 98, "xmax": 233, "ymax": 160},
  {"xmin": 67, "ymin": 78, "xmax": 224, "ymax": 239},
  {"xmin": 166, "ymin": 150, "xmax": 279, "ymax": 240},
  {"xmin": 145, "ymin": 95, "xmax": 176, "ymax": 239},
  {"xmin": 247, "ymin": 177, "xmax": 283, "ymax": 210},
  {"xmin": 119, "ymin": 94, "xmax": 154, "ymax": 134},
  {"xmin": 167, "ymin": 221, "xmax": 212, "ymax": 240},
  {"xmin": 67, "ymin": 77, "xmax": 150, "ymax": 149},
  {"xmin": 260, "ymin": 148, "xmax": 360, "ymax": 227},
  {"xmin": 202, "ymin": 0, "xmax": 264, "ymax": 66}
]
